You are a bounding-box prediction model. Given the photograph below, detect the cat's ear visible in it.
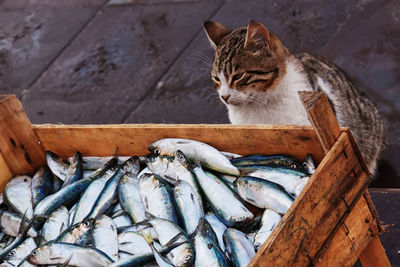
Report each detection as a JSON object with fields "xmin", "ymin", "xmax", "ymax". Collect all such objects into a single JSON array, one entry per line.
[
  {"xmin": 204, "ymin": 21, "xmax": 231, "ymax": 49},
  {"xmin": 244, "ymin": 21, "xmax": 271, "ymax": 55}
]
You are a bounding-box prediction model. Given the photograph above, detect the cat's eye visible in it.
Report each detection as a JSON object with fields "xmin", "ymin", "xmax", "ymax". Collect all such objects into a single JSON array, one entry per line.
[
  {"xmin": 231, "ymin": 73, "xmax": 245, "ymax": 83},
  {"xmin": 211, "ymin": 76, "xmax": 221, "ymax": 88},
  {"xmin": 212, "ymin": 76, "xmax": 220, "ymax": 82}
]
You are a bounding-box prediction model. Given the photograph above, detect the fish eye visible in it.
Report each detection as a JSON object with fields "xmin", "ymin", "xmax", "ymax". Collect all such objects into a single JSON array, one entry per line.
[
  {"xmin": 154, "ymin": 148, "xmax": 161, "ymax": 156},
  {"xmin": 178, "ymin": 154, "xmax": 185, "ymax": 161},
  {"xmin": 31, "ymin": 250, "xmax": 37, "ymax": 256},
  {"xmin": 8, "ymin": 250, "xmax": 15, "ymax": 256},
  {"xmin": 83, "ymin": 220, "xmax": 90, "ymax": 227}
]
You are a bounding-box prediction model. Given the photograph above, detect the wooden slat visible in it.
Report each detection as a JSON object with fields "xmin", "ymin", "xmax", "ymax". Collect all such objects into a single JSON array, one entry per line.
[
  {"xmin": 0, "ymin": 95, "xmax": 45, "ymax": 175},
  {"xmin": 249, "ymin": 132, "xmax": 369, "ymax": 267},
  {"xmin": 315, "ymin": 195, "xmax": 380, "ymax": 266},
  {"xmin": 33, "ymin": 124, "xmax": 326, "ymax": 162},
  {"xmin": 359, "ymin": 235, "xmax": 391, "ymax": 267},
  {"xmin": 0, "ymin": 152, "xmax": 12, "ymax": 191},
  {"xmin": 299, "ymin": 91, "xmax": 342, "ymax": 153}
]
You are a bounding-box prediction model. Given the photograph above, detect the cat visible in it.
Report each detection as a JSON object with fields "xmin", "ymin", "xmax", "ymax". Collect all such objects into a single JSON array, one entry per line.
[{"xmin": 204, "ymin": 21, "xmax": 385, "ymax": 174}]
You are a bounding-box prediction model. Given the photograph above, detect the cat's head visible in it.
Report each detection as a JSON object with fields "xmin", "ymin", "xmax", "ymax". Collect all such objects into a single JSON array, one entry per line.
[{"xmin": 204, "ymin": 21, "xmax": 288, "ymax": 107}]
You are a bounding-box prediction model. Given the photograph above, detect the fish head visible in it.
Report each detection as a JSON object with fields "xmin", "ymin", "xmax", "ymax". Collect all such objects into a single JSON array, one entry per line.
[
  {"xmin": 148, "ymin": 139, "xmax": 177, "ymax": 157},
  {"xmin": 121, "ymin": 156, "xmax": 141, "ymax": 175},
  {"xmin": 80, "ymin": 218, "xmax": 95, "ymax": 231},
  {"xmin": 27, "ymin": 246, "xmax": 50, "ymax": 265}
]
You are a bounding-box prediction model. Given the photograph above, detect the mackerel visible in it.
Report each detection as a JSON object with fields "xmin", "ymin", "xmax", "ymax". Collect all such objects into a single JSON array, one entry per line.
[
  {"xmin": 4, "ymin": 176, "xmax": 33, "ymax": 219},
  {"xmin": 223, "ymin": 228, "xmax": 255, "ymax": 267},
  {"xmin": 148, "ymin": 138, "xmax": 239, "ymax": 176},
  {"xmin": 93, "ymin": 215, "xmax": 118, "ymax": 261},
  {"xmin": 234, "ymin": 176, "xmax": 294, "ymax": 214},
  {"xmin": 31, "ymin": 167, "xmax": 54, "ymax": 208},
  {"xmin": 254, "ymin": 209, "xmax": 281, "ymax": 251}
]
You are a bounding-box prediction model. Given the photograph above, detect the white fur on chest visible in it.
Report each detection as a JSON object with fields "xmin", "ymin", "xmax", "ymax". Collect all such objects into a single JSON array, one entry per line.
[{"xmin": 227, "ymin": 58, "xmax": 313, "ymax": 125}]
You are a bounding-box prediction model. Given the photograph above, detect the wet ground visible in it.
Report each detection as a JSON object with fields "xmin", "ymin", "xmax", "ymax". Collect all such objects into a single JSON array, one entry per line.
[{"xmin": 0, "ymin": 0, "xmax": 399, "ymax": 265}]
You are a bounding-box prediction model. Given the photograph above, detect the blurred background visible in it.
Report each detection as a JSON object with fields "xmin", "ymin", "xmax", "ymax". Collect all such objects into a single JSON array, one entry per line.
[{"xmin": 0, "ymin": 0, "xmax": 399, "ymax": 263}]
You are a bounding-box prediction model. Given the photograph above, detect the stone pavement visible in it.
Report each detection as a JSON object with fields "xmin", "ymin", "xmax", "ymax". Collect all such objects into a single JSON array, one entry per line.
[{"xmin": 0, "ymin": 0, "xmax": 399, "ymax": 265}]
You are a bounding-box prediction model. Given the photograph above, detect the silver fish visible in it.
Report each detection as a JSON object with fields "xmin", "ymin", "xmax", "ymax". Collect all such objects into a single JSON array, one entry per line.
[
  {"xmin": 234, "ymin": 176, "xmax": 294, "ymax": 214},
  {"xmin": 55, "ymin": 218, "xmax": 95, "ymax": 245},
  {"xmin": 118, "ymin": 173, "xmax": 146, "ymax": 223},
  {"xmin": 4, "ymin": 237, "xmax": 36, "ymax": 266},
  {"xmin": 4, "ymin": 176, "xmax": 33, "ymax": 219},
  {"xmin": 112, "ymin": 214, "xmax": 132, "ymax": 229},
  {"xmin": 193, "ymin": 220, "xmax": 230, "ymax": 267},
  {"xmin": 205, "ymin": 212, "xmax": 227, "ymax": 252},
  {"xmin": 40, "ymin": 206, "xmax": 69, "ymax": 244},
  {"xmin": 139, "ymin": 174, "xmax": 178, "ymax": 224},
  {"xmin": 31, "ymin": 167, "xmax": 54, "ymax": 208},
  {"xmin": 27, "ymin": 242, "xmax": 114, "ymax": 266},
  {"xmin": 93, "ymin": 215, "xmax": 119, "ymax": 261},
  {"xmin": 148, "ymin": 138, "xmax": 239, "ymax": 176},
  {"xmin": 303, "ymin": 154, "xmax": 316, "ymax": 175},
  {"xmin": 241, "ymin": 166, "xmax": 309, "ymax": 197},
  {"xmin": 87, "ymin": 157, "xmax": 140, "ymax": 220},
  {"xmin": 223, "ymin": 228, "xmax": 255, "ymax": 267},
  {"xmin": 72, "ymin": 168, "xmax": 115, "ymax": 224},
  {"xmin": 0, "ymin": 211, "xmax": 37, "ymax": 238},
  {"xmin": 149, "ymin": 218, "xmax": 194, "ymax": 267},
  {"xmin": 118, "ymin": 231, "xmax": 152, "ymax": 255},
  {"xmin": 174, "ymin": 180, "xmax": 203, "ymax": 235},
  {"xmin": 147, "ymin": 151, "xmax": 204, "ymax": 208},
  {"xmin": 193, "ymin": 164, "xmax": 253, "ymax": 227},
  {"xmin": 254, "ymin": 209, "xmax": 281, "ymax": 251},
  {"xmin": 62, "ymin": 151, "xmax": 83, "ymax": 188},
  {"xmin": 46, "ymin": 151, "xmax": 69, "ymax": 181}
]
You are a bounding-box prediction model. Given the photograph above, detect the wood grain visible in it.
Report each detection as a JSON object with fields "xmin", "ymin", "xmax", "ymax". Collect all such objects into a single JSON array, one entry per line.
[
  {"xmin": 249, "ymin": 133, "xmax": 369, "ymax": 267},
  {"xmin": 299, "ymin": 91, "xmax": 342, "ymax": 153},
  {"xmin": 315, "ymin": 195, "xmax": 380, "ymax": 266},
  {"xmin": 0, "ymin": 95, "xmax": 45, "ymax": 175},
  {"xmin": 359, "ymin": 235, "xmax": 391, "ymax": 267},
  {"xmin": 0, "ymin": 152, "xmax": 12, "ymax": 192},
  {"xmin": 33, "ymin": 124, "xmax": 326, "ymax": 162}
]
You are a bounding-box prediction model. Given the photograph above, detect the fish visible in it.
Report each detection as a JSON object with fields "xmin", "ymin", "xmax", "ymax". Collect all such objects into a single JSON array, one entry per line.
[
  {"xmin": 234, "ymin": 176, "xmax": 294, "ymax": 214},
  {"xmin": 31, "ymin": 167, "xmax": 54, "ymax": 208},
  {"xmin": 93, "ymin": 215, "xmax": 119, "ymax": 261},
  {"xmin": 149, "ymin": 217, "xmax": 194, "ymax": 267},
  {"xmin": 231, "ymin": 154, "xmax": 305, "ymax": 171},
  {"xmin": 240, "ymin": 166, "xmax": 309, "ymax": 197},
  {"xmin": 4, "ymin": 175, "xmax": 33, "ymax": 219},
  {"xmin": 204, "ymin": 212, "xmax": 227, "ymax": 252},
  {"xmin": 27, "ymin": 242, "xmax": 114, "ymax": 266},
  {"xmin": 87, "ymin": 157, "xmax": 140, "ymax": 220},
  {"xmin": 34, "ymin": 157, "xmax": 117, "ymax": 221},
  {"xmin": 40, "ymin": 206, "xmax": 69, "ymax": 244},
  {"xmin": 62, "ymin": 151, "xmax": 83, "ymax": 188},
  {"xmin": 54, "ymin": 218, "xmax": 95, "ymax": 245},
  {"xmin": 4, "ymin": 237, "xmax": 36, "ymax": 266},
  {"xmin": 146, "ymin": 150, "xmax": 203, "ymax": 209},
  {"xmin": 118, "ymin": 173, "xmax": 146, "ymax": 223},
  {"xmin": 139, "ymin": 174, "xmax": 179, "ymax": 224},
  {"xmin": 193, "ymin": 219, "xmax": 230, "ymax": 267},
  {"xmin": 254, "ymin": 209, "xmax": 281, "ymax": 251},
  {"xmin": 148, "ymin": 138, "xmax": 239, "ymax": 176},
  {"xmin": 191, "ymin": 161, "xmax": 253, "ymax": 227},
  {"xmin": 223, "ymin": 228, "xmax": 256, "ymax": 267},
  {"xmin": 174, "ymin": 180, "xmax": 203, "ymax": 235},
  {"xmin": 46, "ymin": 151, "xmax": 69, "ymax": 181}
]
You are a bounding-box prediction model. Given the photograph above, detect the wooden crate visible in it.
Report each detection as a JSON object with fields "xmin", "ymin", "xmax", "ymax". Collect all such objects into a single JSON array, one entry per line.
[{"xmin": 0, "ymin": 93, "xmax": 390, "ymax": 266}]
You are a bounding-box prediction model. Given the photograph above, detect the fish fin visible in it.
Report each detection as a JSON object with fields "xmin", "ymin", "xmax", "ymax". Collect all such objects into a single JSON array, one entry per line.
[
  {"xmin": 141, "ymin": 230, "xmax": 153, "ymax": 246},
  {"xmin": 113, "ymin": 147, "xmax": 119, "ymax": 160}
]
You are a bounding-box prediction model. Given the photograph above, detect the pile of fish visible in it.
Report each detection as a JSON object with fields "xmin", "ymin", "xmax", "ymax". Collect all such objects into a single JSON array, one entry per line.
[{"xmin": 0, "ymin": 138, "xmax": 315, "ymax": 267}]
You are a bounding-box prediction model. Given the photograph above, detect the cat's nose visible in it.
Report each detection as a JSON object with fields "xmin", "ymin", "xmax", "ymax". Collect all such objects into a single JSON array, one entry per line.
[{"xmin": 221, "ymin": 95, "xmax": 230, "ymax": 103}]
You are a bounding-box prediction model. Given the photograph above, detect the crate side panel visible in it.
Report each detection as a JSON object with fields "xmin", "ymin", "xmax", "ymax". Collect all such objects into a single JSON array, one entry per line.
[
  {"xmin": 32, "ymin": 125, "xmax": 325, "ymax": 161},
  {"xmin": 250, "ymin": 133, "xmax": 369, "ymax": 267},
  {"xmin": 0, "ymin": 152, "xmax": 12, "ymax": 191},
  {"xmin": 315, "ymin": 195, "xmax": 379, "ymax": 266},
  {"xmin": 0, "ymin": 96, "xmax": 45, "ymax": 175}
]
